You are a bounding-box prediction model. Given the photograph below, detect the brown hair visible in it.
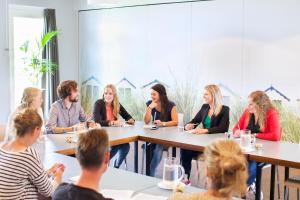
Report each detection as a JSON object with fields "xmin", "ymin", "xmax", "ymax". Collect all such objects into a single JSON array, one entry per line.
[
  {"xmin": 249, "ymin": 90, "xmax": 275, "ymax": 128},
  {"xmin": 204, "ymin": 84, "xmax": 223, "ymax": 116},
  {"xmin": 103, "ymin": 84, "xmax": 120, "ymax": 119},
  {"xmin": 76, "ymin": 129, "xmax": 109, "ymax": 169},
  {"xmin": 20, "ymin": 87, "xmax": 42, "ymax": 108},
  {"xmin": 57, "ymin": 80, "xmax": 78, "ymax": 99},
  {"xmin": 204, "ymin": 139, "xmax": 248, "ymax": 197},
  {"xmin": 151, "ymin": 83, "xmax": 170, "ymax": 121},
  {"xmin": 13, "ymin": 109, "xmax": 43, "ymax": 137}
]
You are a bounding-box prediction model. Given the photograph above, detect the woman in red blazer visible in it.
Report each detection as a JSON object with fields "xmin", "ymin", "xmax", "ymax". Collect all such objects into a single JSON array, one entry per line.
[{"xmin": 233, "ymin": 91, "xmax": 281, "ymax": 196}]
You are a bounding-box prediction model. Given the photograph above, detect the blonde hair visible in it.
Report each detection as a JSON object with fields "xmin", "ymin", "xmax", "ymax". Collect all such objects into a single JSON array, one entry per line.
[
  {"xmin": 204, "ymin": 139, "xmax": 248, "ymax": 197},
  {"xmin": 20, "ymin": 87, "xmax": 42, "ymax": 108},
  {"xmin": 249, "ymin": 91, "xmax": 275, "ymax": 129},
  {"xmin": 204, "ymin": 84, "xmax": 223, "ymax": 116},
  {"xmin": 14, "ymin": 109, "xmax": 43, "ymax": 137},
  {"xmin": 103, "ymin": 84, "xmax": 120, "ymax": 119}
]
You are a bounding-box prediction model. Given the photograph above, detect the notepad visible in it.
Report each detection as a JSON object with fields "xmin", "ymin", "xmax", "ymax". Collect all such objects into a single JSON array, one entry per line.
[
  {"xmin": 184, "ymin": 129, "xmax": 194, "ymax": 134},
  {"xmin": 101, "ymin": 190, "xmax": 167, "ymax": 200},
  {"xmin": 122, "ymin": 124, "xmax": 133, "ymax": 127},
  {"xmin": 101, "ymin": 189, "xmax": 134, "ymax": 200},
  {"xmin": 69, "ymin": 175, "xmax": 79, "ymax": 182},
  {"xmin": 131, "ymin": 193, "xmax": 167, "ymax": 200}
]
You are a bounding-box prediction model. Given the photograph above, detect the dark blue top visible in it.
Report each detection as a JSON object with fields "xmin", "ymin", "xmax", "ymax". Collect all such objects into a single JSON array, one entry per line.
[{"xmin": 146, "ymin": 100, "xmax": 175, "ymax": 122}]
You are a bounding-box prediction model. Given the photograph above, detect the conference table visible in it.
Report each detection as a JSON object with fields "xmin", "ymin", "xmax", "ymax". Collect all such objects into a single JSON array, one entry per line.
[
  {"xmin": 39, "ymin": 152, "xmax": 203, "ymax": 199},
  {"xmin": 37, "ymin": 122, "xmax": 300, "ymax": 200}
]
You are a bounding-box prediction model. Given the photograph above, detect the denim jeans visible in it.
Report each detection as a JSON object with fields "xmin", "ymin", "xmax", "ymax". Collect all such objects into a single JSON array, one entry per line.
[
  {"xmin": 248, "ymin": 160, "xmax": 257, "ymax": 186},
  {"xmin": 110, "ymin": 143, "xmax": 130, "ymax": 168},
  {"xmin": 150, "ymin": 144, "xmax": 164, "ymax": 177}
]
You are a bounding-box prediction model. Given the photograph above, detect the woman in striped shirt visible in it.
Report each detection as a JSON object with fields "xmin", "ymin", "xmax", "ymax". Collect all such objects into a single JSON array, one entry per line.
[{"xmin": 0, "ymin": 109, "xmax": 65, "ymax": 200}]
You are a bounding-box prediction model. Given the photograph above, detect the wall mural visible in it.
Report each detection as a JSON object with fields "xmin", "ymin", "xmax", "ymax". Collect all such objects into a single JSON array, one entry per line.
[{"xmin": 78, "ymin": 0, "xmax": 300, "ymax": 143}]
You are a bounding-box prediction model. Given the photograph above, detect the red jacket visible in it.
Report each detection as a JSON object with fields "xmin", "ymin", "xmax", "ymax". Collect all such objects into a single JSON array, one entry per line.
[{"xmin": 233, "ymin": 108, "xmax": 281, "ymax": 141}]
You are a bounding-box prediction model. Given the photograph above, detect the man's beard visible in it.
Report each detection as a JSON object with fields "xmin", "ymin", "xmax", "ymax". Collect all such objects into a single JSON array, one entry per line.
[{"xmin": 70, "ymin": 97, "xmax": 78, "ymax": 103}]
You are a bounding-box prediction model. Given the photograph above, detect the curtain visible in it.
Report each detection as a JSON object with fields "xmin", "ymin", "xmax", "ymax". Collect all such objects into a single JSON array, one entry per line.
[{"xmin": 42, "ymin": 9, "xmax": 60, "ymax": 118}]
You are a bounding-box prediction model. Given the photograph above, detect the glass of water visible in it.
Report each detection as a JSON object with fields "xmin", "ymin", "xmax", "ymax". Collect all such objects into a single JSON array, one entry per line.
[
  {"xmin": 163, "ymin": 157, "xmax": 185, "ymax": 187},
  {"xmin": 240, "ymin": 129, "xmax": 251, "ymax": 149},
  {"xmin": 177, "ymin": 113, "xmax": 184, "ymax": 132}
]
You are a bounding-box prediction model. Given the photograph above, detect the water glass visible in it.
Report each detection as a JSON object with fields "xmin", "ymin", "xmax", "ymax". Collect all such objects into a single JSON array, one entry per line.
[
  {"xmin": 240, "ymin": 129, "xmax": 251, "ymax": 149},
  {"xmin": 163, "ymin": 157, "xmax": 185, "ymax": 187},
  {"xmin": 177, "ymin": 113, "xmax": 184, "ymax": 131}
]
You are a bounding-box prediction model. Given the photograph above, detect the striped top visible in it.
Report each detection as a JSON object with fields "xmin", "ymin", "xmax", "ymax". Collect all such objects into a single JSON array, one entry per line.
[{"xmin": 0, "ymin": 146, "xmax": 54, "ymax": 200}]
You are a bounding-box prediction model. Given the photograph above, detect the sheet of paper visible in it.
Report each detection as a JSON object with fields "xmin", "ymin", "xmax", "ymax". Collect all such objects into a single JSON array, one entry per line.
[
  {"xmin": 122, "ymin": 124, "xmax": 133, "ymax": 127},
  {"xmin": 100, "ymin": 189, "xmax": 134, "ymax": 200},
  {"xmin": 184, "ymin": 130, "xmax": 194, "ymax": 134},
  {"xmin": 131, "ymin": 193, "xmax": 167, "ymax": 200},
  {"xmin": 69, "ymin": 175, "xmax": 79, "ymax": 182}
]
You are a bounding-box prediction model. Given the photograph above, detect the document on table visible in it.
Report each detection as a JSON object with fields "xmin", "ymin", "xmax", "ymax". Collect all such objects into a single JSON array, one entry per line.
[
  {"xmin": 101, "ymin": 190, "xmax": 167, "ymax": 200},
  {"xmin": 131, "ymin": 193, "xmax": 167, "ymax": 200},
  {"xmin": 101, "ymin": 189, "xmax": 133, "ymax": 200},
  {"xmin": 184, "ymin": 129, "xmax": 194, "ymax": 134}
]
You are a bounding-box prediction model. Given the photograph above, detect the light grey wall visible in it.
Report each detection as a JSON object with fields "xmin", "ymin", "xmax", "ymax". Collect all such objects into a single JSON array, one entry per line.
[{"xmin": 0, "ymin": 0, "xmax": 78, "ymax": 123}]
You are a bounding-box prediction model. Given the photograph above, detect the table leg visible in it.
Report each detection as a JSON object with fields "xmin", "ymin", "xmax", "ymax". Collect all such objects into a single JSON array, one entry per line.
[
  {"xmin": 270, "ymin": 164, "xmax": 276, "ymax": 200},
  {"xmin": 255, "ymin": 162, "xmax": 262, "ymax": 200},
  {"xmin": 172, "ymin": 147, "xmax": 176, "ymax": 157},
  {"xmin": 134, "ymin": 141, "xmax": 138, "ymax": 173},
  {"xmin": 284, "ymin": 167, "xmax": 290, "ymax": 199},
  {"xmin": 146, "ymin": 142, "xmax": 151, "ymax": 176}
]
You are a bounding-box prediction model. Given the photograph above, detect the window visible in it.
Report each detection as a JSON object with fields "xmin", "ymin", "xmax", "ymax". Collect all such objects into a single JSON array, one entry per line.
[{"xmin": 9, "ymin": 6, "xmax": 44, "ymax": 109}]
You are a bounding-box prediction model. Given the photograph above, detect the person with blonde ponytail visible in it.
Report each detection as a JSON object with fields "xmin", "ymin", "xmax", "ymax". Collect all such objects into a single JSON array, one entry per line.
[
  {"xmin": 171, "ymin": 139, "xmax": 248, "ymax": 200},
  {"xmin": 6, "ymin": 87, "xmax": 44, "ymax": 141},
  {"xmin": 232, "ymin": 91, "xmax": 281, "ymax": 196},
  {"xmin": 0, "ymin": 109, "xmax": 65, "ymax": 199},
  {"xmin": 181, "ymin": 84, "xmax": 229, "ymax": 181},
  {"xmin": 93, "ymin": 84, "xmax": 135, "ymax": 168}
]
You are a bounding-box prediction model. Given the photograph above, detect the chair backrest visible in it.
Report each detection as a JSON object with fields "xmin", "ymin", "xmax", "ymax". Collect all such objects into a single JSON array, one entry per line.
[{"xmin": 0, "ymin": 124, "xmax": 6, "ymax": 142}]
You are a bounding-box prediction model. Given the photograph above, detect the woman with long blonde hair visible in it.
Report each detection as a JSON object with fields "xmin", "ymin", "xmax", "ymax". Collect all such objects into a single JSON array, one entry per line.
[
  {"xmin": 93, "ymin": 84, "xmax": 134, "ymax": 168},
  {"xmin": 171, "ymin": 139, "xmax": 248, "ymax": 200},
  {"xmin": 6, "ymin": 87, "xmax": 44, "ymax": 141},
  {"xmin": 181, "ymin": 84, "xmax": 229, "ymax": 182},
  {"xmin": 233, "ymin": 91, "xmax": 280, "ymax": 196}
]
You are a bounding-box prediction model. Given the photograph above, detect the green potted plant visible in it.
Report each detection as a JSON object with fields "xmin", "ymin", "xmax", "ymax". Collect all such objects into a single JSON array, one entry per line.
[{"xmin": 20, "ymin": 31, "xmax": 58, "ymax": 86}]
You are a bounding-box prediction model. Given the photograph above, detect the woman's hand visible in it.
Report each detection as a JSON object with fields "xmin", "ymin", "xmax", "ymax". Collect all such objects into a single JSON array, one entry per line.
[
  {"xmin": 192, "ymin": 128, "xmax": 208, "ymax": 134},
  {"xmin": 233, "ymin": 129, "xmax": 242, "ymax": 137},
  {"xmin": 53, "ymin": 164, "xmax": 65, "ymax": 184},
  {"xmin": 148, "ymin": 102, "xmax": 157, "ymax": 109},
  {"xmin": 48, "ymin": 163, "xmax": 65, "ymax": 177},
  {"xmin": 154, "ymin": 120, "xmax": 163, "ymax": 126},
  {"xmin": 127, "ymin": 118, "xmax": 135, "ymax": 125},
  {"xmin": 111, "ymin": 120, "xmax": 122, "ymax": 127},
  {"xmin": 184, "ymin": 123, "xmax": 194, "ymax": 131}
]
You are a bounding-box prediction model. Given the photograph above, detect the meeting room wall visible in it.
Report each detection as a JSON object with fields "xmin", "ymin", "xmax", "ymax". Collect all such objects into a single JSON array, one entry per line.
[
  {"xmin": 0, "ymin": 0, "xmax": 78, "ymax": 124},
  {"xmin": 78, "ymin": 0, "xmax": 300, "ymax": 120}
]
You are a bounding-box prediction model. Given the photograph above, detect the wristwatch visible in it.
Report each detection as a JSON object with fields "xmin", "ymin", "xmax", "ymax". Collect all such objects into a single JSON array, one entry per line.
[{"xmin": 163, "ymin": 122, "xmax": 166, "ymax": 127}]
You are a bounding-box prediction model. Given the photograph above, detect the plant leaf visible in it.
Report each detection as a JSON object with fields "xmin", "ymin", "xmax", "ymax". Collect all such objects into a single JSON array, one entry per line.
[
  {"xmin": 20, "ymin": 41, "xmax": 29, "ymax": 53},
  {"xmin": 41, "ymin": 31, "xmax": 58, "ymax": 49}
]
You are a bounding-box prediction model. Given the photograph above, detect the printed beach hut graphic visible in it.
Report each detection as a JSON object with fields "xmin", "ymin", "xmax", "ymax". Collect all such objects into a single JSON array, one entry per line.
[
  {"xmin": 218, "ymin": 83, "xmax": 240, "ymax": 106},
  {"xmin": 81, "ymin": 76, "xmax": 102, "ymax": 114},
  {"xmin": 140, "ymin": 79, "xmax": 170, "ymax": 99},
  {"xmin": 265, "ymin": 85, "xmax": 290, "ymax": 104},
  {"xmin": 116, "ymin": 77, "xmax": 136, "ymax": 100},
  {"xmin": 141, "ymin": 79, "xmax": 170, "ymax": 89}
]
